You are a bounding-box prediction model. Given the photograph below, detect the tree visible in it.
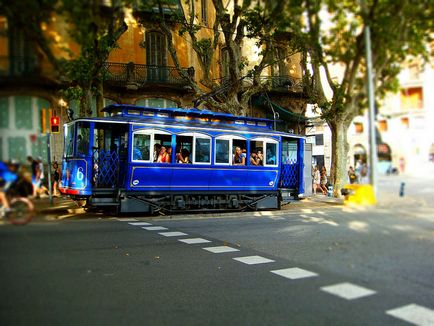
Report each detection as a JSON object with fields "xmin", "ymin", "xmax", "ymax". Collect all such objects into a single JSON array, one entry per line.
[
  {"xmin": 138, "ymin": 0, "xmax": 293, "ymax": 116},
  {"xmin": 281, "ymin": 0, "xmax": 433, "ymax": 196},
  {"xmin": 59, "ymin": 0, "xmax": 129, "ymax": 117},
  {"xmin": 1, "ymin": 0, "xmax": 130, "ymax": 117}
]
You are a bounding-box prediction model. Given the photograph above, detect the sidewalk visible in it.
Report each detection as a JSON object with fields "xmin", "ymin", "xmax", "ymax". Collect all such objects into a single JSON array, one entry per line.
[{"xmin": 33, "ymin": 196, "xmax": 85, "ymax": 221}]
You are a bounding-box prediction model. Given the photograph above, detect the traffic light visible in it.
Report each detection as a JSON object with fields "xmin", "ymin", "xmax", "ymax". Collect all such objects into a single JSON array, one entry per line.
[{"xmin": 50, "ymin": 116, "xmax": 60, "ymax": 133}]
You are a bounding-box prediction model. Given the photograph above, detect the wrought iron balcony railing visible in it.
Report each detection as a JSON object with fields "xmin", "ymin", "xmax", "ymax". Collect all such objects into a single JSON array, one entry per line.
[{"xmin": 103, "ymin": 62, "xmax": 192, "ymax": 88}]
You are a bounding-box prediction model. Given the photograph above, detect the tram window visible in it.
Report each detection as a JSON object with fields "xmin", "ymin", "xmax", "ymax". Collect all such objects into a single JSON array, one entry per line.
[
  {"xmin": 64, "ymin": 124, "xmax": 74, "ymax": 157},
  {"xmin": 194, "ymin": 137, "xmax": 210, "ymax": 164},
  {"xmin": 176, "ymin": 135, "xmax": 193, "ymax": 164},
  {"xmin": 282, "ymin": 139, "xmax": 298, "ymax": 164},
  {"xmin": 77, "ymin": 122, "xmax": 90, "ymax": 156},
  {"xmin": 132, "ymin": 134, "xmax": 151, "ymax": 161},
  {"xmin": 250, "ymin": 140, "xmax": 264, "ymax": 166},
  {"xmin": 265, "ymin": 143, "xmax": 277, "ymax": 166},
  {"xmin": 154, "ymin": 133, "xmax": 172, "ymax": 162},
  {"xmin": 232, "ymin": 139, "xmax": 246, "ymax": 166},
  {"xmin": 215, "ymin": 139, "xmax": 230, "ymax": 164}
]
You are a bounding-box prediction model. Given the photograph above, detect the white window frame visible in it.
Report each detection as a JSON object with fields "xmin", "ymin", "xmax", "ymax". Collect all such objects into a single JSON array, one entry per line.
[
  {"xmin": 131, "ymin": 129, "xmax": 171, "ymax": 163},
  {"xmin": 214, "ymin": 135, "xmax": 246, "ymax": 166},
  {"xmin": 252, "ymin": 137, "xmax": 279, "ymax": 167},
  {"xmin": 178, "ymin": 132, "xmax": 211, "ymax": 165}
]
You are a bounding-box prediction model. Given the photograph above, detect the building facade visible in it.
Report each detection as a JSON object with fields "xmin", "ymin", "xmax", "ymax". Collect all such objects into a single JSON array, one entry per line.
[
  {"xmin": 0, "ymin": 1, "xmax": 306, "ymax": 163},
  {"xmin": 306, "ymin": 59, "xmax": 434, "ymax": 177}
]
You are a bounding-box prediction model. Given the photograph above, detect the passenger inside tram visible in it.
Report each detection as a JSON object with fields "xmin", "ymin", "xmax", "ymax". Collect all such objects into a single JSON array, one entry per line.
[
  {"xmin": 176, "ymin": 148, "xmax": 191, "ymax": 164},
  {"xmin": 233, "ymin": 147, "xmax": 246, "ymax": 165}
]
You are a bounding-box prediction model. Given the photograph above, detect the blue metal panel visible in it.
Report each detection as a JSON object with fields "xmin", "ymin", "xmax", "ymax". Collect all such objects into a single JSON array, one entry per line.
[
  {"xmin": 130, "ymin": 165, "xmax": 173, "ymax": 189},
  {"xmin": 298, "ymin": 138, "xmax": 305, "ymax": 194},
  {"xmin": 127, "ymin": 163, "xmax": 278, "ymax": 191},
  {"xmin": 60, "ymin": 158, "xmax": 92, "ymax": 195}
]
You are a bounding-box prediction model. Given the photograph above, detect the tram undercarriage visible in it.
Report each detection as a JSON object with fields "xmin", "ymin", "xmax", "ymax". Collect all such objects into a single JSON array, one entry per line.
[{"xmin": 83, "ymin": 190, "xmax": 283, "ymax": 215}]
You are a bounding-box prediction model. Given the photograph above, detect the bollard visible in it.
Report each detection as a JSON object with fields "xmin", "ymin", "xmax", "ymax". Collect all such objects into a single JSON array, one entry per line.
[
  {"xmin": 328, "ymin": 185, "xmax": 333, "ymax": 197},
  {"xmin": 399, "ymin": 182, "xmax": 405, "ymax": 197}
]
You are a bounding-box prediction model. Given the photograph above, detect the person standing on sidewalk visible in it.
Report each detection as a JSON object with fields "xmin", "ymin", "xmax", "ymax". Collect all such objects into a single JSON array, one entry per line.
[
  {"xmin": 348, "ymin": 166, "xmax": 357, "ymax": 184},
  {"xmin": 313, "ymin": 166, "xmax": 325, "ymax": 195},
  {"xmin": 52, "ymin": 161, "xmax": 60, "ymax": 197},
  {"xmin": 320, "ymin": 166, "xmax": 328, "ymax": 194}
]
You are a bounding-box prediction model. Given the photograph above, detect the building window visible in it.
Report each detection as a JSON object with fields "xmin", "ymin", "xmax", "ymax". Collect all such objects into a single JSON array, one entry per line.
[
  {"xmin": 315, "ymin": 134, "xmax": 324, "ymax": 146},
  {"xmin": 136, "ymin": 98, "xmax": 177, "ymax": 108},
  {"xmin": 201, "ymin": 0, "xmax": 208, "ymax": 25},
  {"xmin": 146, "ymin": 31, "xmax": 167, "ymax": 81},
  {"xmin": 401, "ymin": 87, "xmax": 423, "ymax": 110},
  {"xmin": 354, "ymin": 122, "xmax": 364, "ymax": 134},
  {"xmin": 221, "ymin": 47, "xmax": 229, "ymax": 79},
  {"xmin": 401, "ymin": 117, "xmax": 409, "ymax": 129},
  {"xmin": 378, "ymin": 120, "xmax": 388, "ymax": 132}
]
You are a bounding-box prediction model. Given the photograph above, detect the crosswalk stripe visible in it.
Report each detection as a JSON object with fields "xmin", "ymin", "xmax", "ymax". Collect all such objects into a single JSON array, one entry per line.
[
  {"xmin": 128, "ymin": 222, "xmax": 152, "ymax": 226},
  {"xmin": 320, "ymin": 282, "xmax": 376, "ymax": 300},
  {"xmin": 271, "ymin": 267, "xmax": 318, "ymax": 280},
  {"xmin": 386, "ymin": 304, "xmax": 434, "ymax": 325},
  {"xmin": 142, "ymin": 226, "xmax": 168, "ymax": 231},
  {"xmin": 203, "ymin": 246, "xmax": 240, "ymax": 253},
  {"xmin": 179, "ymin": 238, "xmax": 211, "ymax": 244},
  {"xmin": 159, "ymin": 231, "xmax": 188, "ymax": 237},
  {"xmin": 233, "ymin": 255, "xmax": 275, "ymax": 265}
]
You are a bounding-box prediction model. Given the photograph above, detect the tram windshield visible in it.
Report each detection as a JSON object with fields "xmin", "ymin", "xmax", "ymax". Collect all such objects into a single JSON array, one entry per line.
[{"xmin": 64, "ymin": 124, "xmax": 75, "ymax": 158}]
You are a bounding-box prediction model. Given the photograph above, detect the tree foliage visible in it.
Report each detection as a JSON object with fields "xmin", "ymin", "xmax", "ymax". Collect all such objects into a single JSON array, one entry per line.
[
  {"xmin": 1, "ymin": 0, "xmax": 130, "ymax": 117},
  {"xmin": 138, "ymin": 0, "xmax": 294, "ymax": 116},
  {"xmin": 277, "ymin": 0, "xmax": 433, "ymax": 195}
]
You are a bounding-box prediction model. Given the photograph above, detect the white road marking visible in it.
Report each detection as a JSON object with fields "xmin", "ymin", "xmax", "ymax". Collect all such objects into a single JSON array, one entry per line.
[
  {"xmin": 233, "ymin": 255, "xmax": 275, "ymax": 265},
  {"xmin": 117, "ymin": 218, "xmax": 138, "ymax": 222},
  {"xmin": 142, "ymin": 226, "xmax": 168, "ymax": 231},
  {"xmin": 270, "ymin": 267, "xmax": 318, "ymax": 280},
  {"xmin": 128, "ymin": 222, "xmax": 152, "ymax": 226},
  {"xmin": 386, "ymin": 304, "xmax": 434, "ymax": 326},
  {"xmin": 179, "ymin": 238, "xmax": 212, "ymax": 244},
  {"xmin": 158, "ymin": 231, "xmax": 188, "ymax": 237},
  {"xmin": 320, "ymin": 282, "xmax": 376, "ymax": 300},
  {"xmin": 203, "ymin": 246, "xmax": 240, "ymax": 253}
]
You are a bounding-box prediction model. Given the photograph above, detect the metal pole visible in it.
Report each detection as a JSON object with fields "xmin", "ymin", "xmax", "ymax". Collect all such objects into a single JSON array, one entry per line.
[
  {"xmin": 364, "ymin": 25, "xmax": 378, "ymax": 198},
  {"xmin": 46, "ymin": 131, "xmax": 53, "ymax": 205}
]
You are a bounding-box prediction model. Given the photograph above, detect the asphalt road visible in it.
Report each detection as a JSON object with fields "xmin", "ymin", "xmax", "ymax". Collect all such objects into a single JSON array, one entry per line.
[{"xmin": 1, "ymin": 201, "xmax": 433, "ymax": 325}]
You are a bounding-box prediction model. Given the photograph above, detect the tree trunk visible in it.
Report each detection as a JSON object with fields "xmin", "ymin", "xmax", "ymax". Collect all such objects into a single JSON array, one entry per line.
[
  {"xmin": 95, "ymin": 80, "xmax": 104, "ymax": 117},
  {"xmin": 329, "ymin": 118, "xmax": 350, "ymax": 197},
  {"xmin": 79, "ymin": 84, "xmax": 93, "ymax": 117}
]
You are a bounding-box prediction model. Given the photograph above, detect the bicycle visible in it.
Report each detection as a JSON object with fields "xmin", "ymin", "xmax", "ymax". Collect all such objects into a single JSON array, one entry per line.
[{"xmin": 0, "ymin": 180, "xmax": 35, "ymax": 225}]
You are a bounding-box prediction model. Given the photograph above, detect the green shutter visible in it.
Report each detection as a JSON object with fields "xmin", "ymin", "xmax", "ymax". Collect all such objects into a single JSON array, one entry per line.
[
  {"xmin": 31, "ymin": 134, "xmax": 48, "ymax": 159},
  {"xmin": 15, "ymin": 96, "xmax": 33, "ymax": 130},
  {"xmin": 8, "ymin": 136, "xmax": 27, "ymax": 161},
  {"xmin": 0, "ymin": 98, "xmax": 9, "ymax": 128}
]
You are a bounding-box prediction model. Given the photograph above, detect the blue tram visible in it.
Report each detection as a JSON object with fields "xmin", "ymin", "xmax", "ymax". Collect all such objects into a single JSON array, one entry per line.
[{"xmin": 59, "ymin": 104, "xmax": 305, "ymax": 214}]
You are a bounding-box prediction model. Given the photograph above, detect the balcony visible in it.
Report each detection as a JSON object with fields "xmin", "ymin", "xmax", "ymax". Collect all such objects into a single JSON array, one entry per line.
[
  {"xmin": 103, "ymin": 62, "xmax": 192, "ymax": 90},
  {"xmin": 260, "ymin": 75, "xmax": 303, "ymax": 93}
]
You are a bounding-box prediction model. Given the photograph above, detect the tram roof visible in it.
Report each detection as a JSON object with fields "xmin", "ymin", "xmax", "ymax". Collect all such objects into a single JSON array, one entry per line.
[
  {"xmin": 69, "ymin": 104, "xmax": 304, "ymax": 138},
  {"xmin": 103, "ymin": 104, "xmax": 275, "ymax": 125}
]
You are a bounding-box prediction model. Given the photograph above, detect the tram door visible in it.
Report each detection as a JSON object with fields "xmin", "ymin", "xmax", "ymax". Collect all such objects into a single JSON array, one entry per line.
[
  {"xmin": 92, "ymin": 123, "xmax": 129, "ymax": 188},
  {"xmin": 279, "ymin": 138, "xmax": 300, "ymax": 189}
]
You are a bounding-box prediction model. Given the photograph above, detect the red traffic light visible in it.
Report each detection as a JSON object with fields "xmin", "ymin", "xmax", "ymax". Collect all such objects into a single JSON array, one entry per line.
[
  {"xmin": 50, "ymin": 116, "xmax": 60, "ymax": 133},
  {"xmin": 51, "ymin": 116, "xmax": 60, "ymax": 126}
]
